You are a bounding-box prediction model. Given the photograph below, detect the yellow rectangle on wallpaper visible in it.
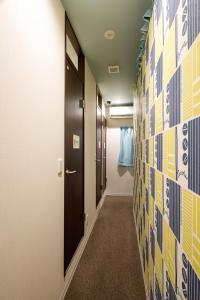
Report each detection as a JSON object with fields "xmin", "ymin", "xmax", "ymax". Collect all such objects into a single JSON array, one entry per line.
[
  {"xmin": 182, "ymin": 35, "xmax": 200, "ymax": 121},
  {"xmin": 145, "ymin": 113, "xmax": 150, "ymax": 139},
  {"xmin": 163, "ymin": 127, "xmax": 176, "ymax": 180},
  {"xmin": 149, "ymin": 77, "xmax": 154, "ymax": 109},
  {"xmin": 143, "ymin": 97, "xmax": 146, "ymax": 121},
  {"xmin": 155, "ymin": 93, "xmax": 163, "ymax": 134},
  {"xmin": 155, "ymin": 170, "xmax": 163, "ymax": 213},
  {"xmin": 146, "ymin": 63, "xmax": 150, "ymax": 91},
  {"xmin": 163, "ymin": 22, "xmax": 176, "ymax": 88},
  {"xmin": 149, "ymin": 18, "xmax": 154, "ymax": 56},
  {"xmin": 137, "ymin": 79, "xmax": 142, "ymax": 95},
  {"xmin": 155, "ymin": 15, "xmax": 163, "ymax": 65},
  {"xmin": 141, "ymin": 55, "xmax": 146, "ymax": 81}
]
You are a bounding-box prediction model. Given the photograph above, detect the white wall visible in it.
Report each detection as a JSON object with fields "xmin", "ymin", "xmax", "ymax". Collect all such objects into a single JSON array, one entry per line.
[
  {"xmin": 0, "ymin": 2, "xmax": 100, "ymax": 299},
  {"xmin": 0, "ymin": 1, "xmax": 65, "ymax": 299},
  {"xmin": 106, "ymin": 119, "xmax": 133, "ymax": 196},
  {"xmin": 84, "ymin": 60, "xmax": 97, "ymax": 232}
]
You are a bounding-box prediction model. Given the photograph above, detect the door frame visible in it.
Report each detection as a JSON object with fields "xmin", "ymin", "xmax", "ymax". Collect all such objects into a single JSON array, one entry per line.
[
  {"xmin": 64, "ymin": 14, "xmax": 85, "ymax": 274},
  {"xmin": 102, "ymin": 116, "xmax": 107, "ymax": 191},
  {"xmin": 96, "ymin": 87, "xmax": 103, "ymax": 207}
]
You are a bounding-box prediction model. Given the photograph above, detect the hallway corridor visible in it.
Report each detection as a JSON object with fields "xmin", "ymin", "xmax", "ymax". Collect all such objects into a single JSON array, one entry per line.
[
  {"xmin": 1, "ymin": 0, "xmax": 200, "ymax": 299},
  {"xmin": 65, "ymin": 196, "xmax": 146, "ymax": 300}
]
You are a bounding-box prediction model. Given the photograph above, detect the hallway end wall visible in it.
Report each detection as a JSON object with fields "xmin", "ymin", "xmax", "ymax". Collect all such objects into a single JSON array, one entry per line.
[
  {"xmin": 133, "ymin": 1, "xmax": 200, "ymax": 299},
  {"xmin": 106, "ymin": 118, "xmax": 133, "ymax": 196}
]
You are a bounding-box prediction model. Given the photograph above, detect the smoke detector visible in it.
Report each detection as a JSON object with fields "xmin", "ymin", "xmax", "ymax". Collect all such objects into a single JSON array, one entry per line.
[
  {"xmin": 104, "ymin": 30, "xmax": 116, "ymax": 40},
  {"xmin": 108, "ymin": 65, "xmax": 120, "ymax": 74}
]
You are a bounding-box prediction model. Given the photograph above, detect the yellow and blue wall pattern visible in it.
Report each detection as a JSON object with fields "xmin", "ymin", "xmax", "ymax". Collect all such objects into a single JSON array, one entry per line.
[{"xmin": 133, "ymin": 0, "xmax": 200, "ymax": 299}]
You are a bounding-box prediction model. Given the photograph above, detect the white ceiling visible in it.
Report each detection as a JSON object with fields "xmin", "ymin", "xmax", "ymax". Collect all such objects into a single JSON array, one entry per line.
[{"xmin": 61, "ymin": 0, "xmax": 151, "ymax": 105}]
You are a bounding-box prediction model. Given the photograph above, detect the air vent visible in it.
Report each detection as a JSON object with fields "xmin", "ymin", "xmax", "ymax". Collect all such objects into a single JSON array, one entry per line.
[
  {"xmin": 109, "ymin": 106, "xmax": 133, "ymax": 119},
  {"xmin": 108, "ymin": 65, "xmax": 120, "ymax": 74}
]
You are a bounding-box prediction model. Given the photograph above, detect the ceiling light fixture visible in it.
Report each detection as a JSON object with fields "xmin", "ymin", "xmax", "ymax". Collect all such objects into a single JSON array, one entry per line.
[{"xmin": 104, "ymin": 30, "xmax": 116, "ymax": 40}]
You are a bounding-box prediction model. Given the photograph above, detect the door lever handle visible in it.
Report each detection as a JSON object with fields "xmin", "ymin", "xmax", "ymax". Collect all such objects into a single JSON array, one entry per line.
[
  {"xmin": 65, "ymin": 170, "xmax": 77, "ymax": 175},
  {"xmin": 96, "ymin": 159, "xmax": 101, "ymax": 162}
]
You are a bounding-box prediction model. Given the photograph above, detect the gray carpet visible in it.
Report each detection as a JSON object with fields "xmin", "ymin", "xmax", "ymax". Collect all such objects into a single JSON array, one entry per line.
[{"xmin": 64, "ymin": 196, "xmax": 146, "ymax": 300}]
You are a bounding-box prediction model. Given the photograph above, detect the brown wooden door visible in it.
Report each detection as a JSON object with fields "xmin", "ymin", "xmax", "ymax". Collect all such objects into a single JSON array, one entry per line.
[
  {"xmin": 64, "ymin": 60, "xmax": 84, "ymax": 272},
  {"xmin": 96, "ymin": 106, "xmax": 102, "ymax": 206},
  {"xmin": 102, "ymin": 117, "xmax": 107, "ymax": 191}
]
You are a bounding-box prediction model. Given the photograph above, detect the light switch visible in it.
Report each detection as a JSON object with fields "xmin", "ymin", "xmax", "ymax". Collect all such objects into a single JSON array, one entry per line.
[{"xmin": 57, "ymin": 158, "xmax": 63, "ymax": 176}]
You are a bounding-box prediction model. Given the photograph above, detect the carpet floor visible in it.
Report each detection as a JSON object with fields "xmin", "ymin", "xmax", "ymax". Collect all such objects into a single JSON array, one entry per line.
[{"xmin": 64, "ymin": 196, "xmax": 146, "ymax": 300}]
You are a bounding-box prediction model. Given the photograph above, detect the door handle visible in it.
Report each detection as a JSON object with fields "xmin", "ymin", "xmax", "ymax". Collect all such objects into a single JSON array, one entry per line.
[
  {"xmin": 96, "ymin": 159, "xmax": 101, "ymax": 162},
  {"xmin": 65, "ymin": 170, "xmax": 77, "ymax": 175}
]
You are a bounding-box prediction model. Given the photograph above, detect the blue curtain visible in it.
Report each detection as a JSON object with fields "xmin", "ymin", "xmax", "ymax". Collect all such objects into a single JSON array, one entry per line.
[{"xmin": 118, "ymin": 127, "xmax": 134, "ymax": 167}]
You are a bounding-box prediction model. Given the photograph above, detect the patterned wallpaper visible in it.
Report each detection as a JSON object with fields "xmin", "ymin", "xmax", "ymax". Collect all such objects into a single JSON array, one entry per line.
[{"xmin": 133, "ymin": 0, "xmax": 200, "ymax": 299}]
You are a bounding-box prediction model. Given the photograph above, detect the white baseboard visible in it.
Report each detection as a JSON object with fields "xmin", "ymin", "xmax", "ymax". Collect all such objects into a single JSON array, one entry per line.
[
  {"xmin": 59, "ymin": 194, "xmax": 106, "ymax": 300},
  {"xmin": 133, "ymin": 209, "xmax": 149, "ymax": 300}
]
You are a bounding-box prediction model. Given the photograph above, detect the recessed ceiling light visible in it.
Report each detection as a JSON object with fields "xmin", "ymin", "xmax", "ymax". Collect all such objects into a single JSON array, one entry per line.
[{"xmin": 104, "ymin": 30, "xmax": 116, "ymax": 40}]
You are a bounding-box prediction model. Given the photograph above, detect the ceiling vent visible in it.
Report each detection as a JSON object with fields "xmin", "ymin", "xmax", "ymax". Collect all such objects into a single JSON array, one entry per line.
[{"xmin": 108, "ymin": 65, "xmax": 120, "ymax": 74}]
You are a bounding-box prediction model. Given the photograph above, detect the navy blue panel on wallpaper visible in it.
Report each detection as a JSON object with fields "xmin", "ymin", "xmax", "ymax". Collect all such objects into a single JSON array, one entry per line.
[
  {"xmin": 146, "ymin": 238, "xmax": 149, "ymax": 265},
  {"xmin": 146, "ymin": 188, "xmax": 149, "ymax": 214},
  {"xmin": 143, "ymin": 162, "xmax": 146, "ymax": 183},
  {"xmin": 188, "ymin": 262, "xmax": 200, "ymax": 300},
  {"xmin": 169, "ymin": 67, "xmax": 181, "ymax": 128},
  {"xmin": 143, "ymin": 247, "xmax": 146, "ymax": 270},
  {"xmin": 150, "ymin": 167, "xmax": 155, "ymax": 199},
  {"xmin": 156, "ymin": 53, "xmax": 163, "ymax": 97},
  {"xmin": 146, "ymin": 139, "xmax": 149, "ymax": 163},
  {"xmin": 150, "ymin": 225, "xmax": 155, "ymax": 262},
  {"xmin": 188, "ymin": 0, "xmax": 200, "ymax": 48},
  {"xmin": 155, "ymin": 0, "xmax": 162, "ymax": 24},
  {"xmin": 155, "ymin": 276, "xmax": 162, "ymax": 300},
  {"xmin": 169, "ymin": 0, "xmax": 180, "ymax": 28},
  {"xmin": 146, "ymin": 37, "xmax": 149, "ymax": 64},
  {"xmin": 150, "ymin": 286, "xmax": 154, "ymax": 300},
  {"xmin": 169, "ymin": 179, "xmax": 181, "ymax": 242},
  {"xmin": 140, "ymin": 217, "xmax": 143, "ymax": 237},
  {"xmin": 143, "ymin": 205, "xmax": 145, "ymax": 229},
  {"xmin": 169, "ymin": 279, "xmax": 177, "ymax": 300},
  {"xmin": 146, "ymin": 88, "xmax": 149, "ymax": 113},
  {"xmin": 150, "ymin": 41, "xmax": 155, "ymax": 76},
  {"xmin": 143, "ymin": 119, "xmax": 146, "ymax": 139},
  {"xmin": 139, "ymin": 157, "xmax": 141, "ymax": 175},
  {"xmin": 156, "ymin": 133, "xmax": 163, "ymax": 172},
  {"xmin": 156, "ymin": 206, "xmax": 163, "ymax": 251},
  {"xmin": 188, "ymin": 117, "xmax": 200, "ymax": 195}
]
